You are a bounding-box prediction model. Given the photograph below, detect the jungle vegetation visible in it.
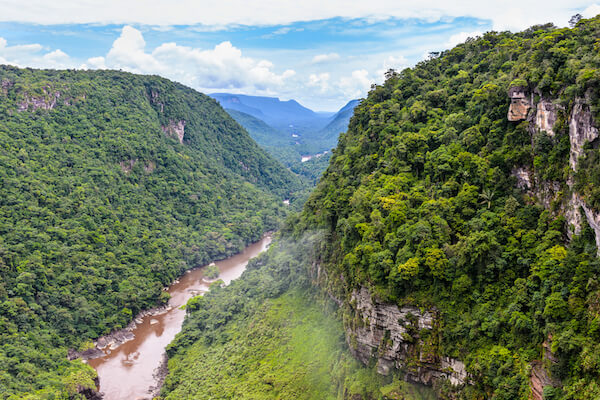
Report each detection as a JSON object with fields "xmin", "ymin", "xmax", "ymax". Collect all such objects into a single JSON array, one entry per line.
[{"xmin": 0, "ymin": 66, "xmax": 301, "ymax": 399}]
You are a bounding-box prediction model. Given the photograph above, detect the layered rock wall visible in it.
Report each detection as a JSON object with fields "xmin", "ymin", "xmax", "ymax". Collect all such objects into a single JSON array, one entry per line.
[{"xmin": 347, "ymin": 287, "xmax": 467, "ymax": 387}]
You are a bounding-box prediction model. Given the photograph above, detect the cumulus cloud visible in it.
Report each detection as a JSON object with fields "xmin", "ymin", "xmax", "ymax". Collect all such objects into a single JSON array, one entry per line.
[
  {"xmin": 0, "ymin": 0, "xmax": 596, "ymax": 31},
  {"xmin": 311, "ymin": 53, "xmax": 340, "ymax": 64},
  {"xmin": 338, "ymin": 69, "xmax": 373, "ymax": 98},
  {"xmin": 307, "ymin": 72, "xmax": 330, "ymax": 93},
  {"xmin": 84, "ymin": 56, "xmax": 107, "ymax": 69},
  {"xmin": 0, "ymin": 36, "xmax": 72, "ymax": 68},
  {"xmin": 445, "ymin": 30, "xmax": 484, "ymax": 48},
  {"xmin": 583, "ymin": 4, "xmax": 600, "ymax": 17},
  {"xmin": 106, "ymin": 25, "xmax": 163, "ymax": 72},
  {"xmin": 96, "ymin": 26, "xmax": 296, "ymax": 93}
]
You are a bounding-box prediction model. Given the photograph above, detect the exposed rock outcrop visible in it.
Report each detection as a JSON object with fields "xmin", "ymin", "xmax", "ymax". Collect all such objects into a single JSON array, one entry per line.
[
  {"xmin": 529, "ymin": 336, "xmax": 560, "ymax": 400},
  {"xmin": 17, "ymin": 89, "xmax": 61, "ymax": 112},
  {"xmin": 162, "ymin": 120, "xmax": 186, "ymax": 143},
  {"xmin": 119, "ymin": 159, "xmax": 156, "ymax": 174},
  {"xmin": 68, "ymin": 304, "xmax": 171, "ymax": 361},
  {"xmin": 120, "ymin": 159, "xmax": 137, "ymax": 174},
  {"xmin": 347, "ymin": 287, "xmax": 467, "ymax": 387},
  {"xmin": 149, "ymin": 89, "xmax": 164, "ymax": 112},
  {"xmin": 1, "ymin": 78, "xmax": 13, "ymax": 95},
  {"xmin": 567, "ymin": 192, "xmax": 600, "ymax": 252},
  {"xmin": 535, "ymin": 98, "xmax": 558, "ymax": 136},
  {"xmin": 77, "ymin": 377, "xmax": 103, "ymax": 400},
  {"xmin": 569, "ymin": 98, "xmax": 599, "ymax": 170},
  {"xmin": 508, "ymin": 86, "xmax": 531, "ymax": 121},
  {"xmin": 144, "ymin": 161, "xmax": 156, "ymax": 173},
  {"xmin": 530, "ymin": 361, "xmax": 553, "ymax": 400},
  {"xmin": 561, "ymin": 98, "xmax": 600, "ymax": 252},
  {"xmin": 509, "ymin": 92, "xmax": 600, "ymax": 252},
  {"xmin": 512, "ymin": 167, "xmax": 533, "ymax": 191}
]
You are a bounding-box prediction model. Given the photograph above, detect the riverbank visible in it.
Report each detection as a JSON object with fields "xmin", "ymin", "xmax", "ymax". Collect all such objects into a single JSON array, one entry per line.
[
  {"xmin": 74, "ymin": 234, "xmax": 271, "ymax": 400},
  {"xmin": 160, "ymin": 235, "xmax": 437, "ymax": 400}
]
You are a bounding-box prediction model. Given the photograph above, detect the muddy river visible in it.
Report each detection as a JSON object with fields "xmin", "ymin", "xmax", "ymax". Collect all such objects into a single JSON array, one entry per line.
[{"xmin": 88, "ymin": 234, "xmax": 272, "ymax": 399}]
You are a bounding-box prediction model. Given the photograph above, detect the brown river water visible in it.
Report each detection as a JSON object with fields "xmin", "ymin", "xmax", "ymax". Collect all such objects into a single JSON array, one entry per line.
[{"xmin": 88, "ymin": 234, "xmax": 272, "ymax": 400}]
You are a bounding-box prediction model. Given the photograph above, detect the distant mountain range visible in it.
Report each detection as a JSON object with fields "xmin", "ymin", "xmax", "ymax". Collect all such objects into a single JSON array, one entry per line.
[
  {"xmin": 210, "ymin": 94, "xmax": 359, "ymax": 173},
  {"xmin": 210, "ymin": 93, "xmax": 323, "ymax": 130},
  {"xmin": 319, "ymin": 99, "xmax": 360, "ymax": 141}
]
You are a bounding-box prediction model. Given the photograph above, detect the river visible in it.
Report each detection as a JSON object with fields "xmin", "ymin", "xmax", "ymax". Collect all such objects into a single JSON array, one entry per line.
[{"xmin": 88, "ymin": 234, "xmax": 272, "ymax": 400}]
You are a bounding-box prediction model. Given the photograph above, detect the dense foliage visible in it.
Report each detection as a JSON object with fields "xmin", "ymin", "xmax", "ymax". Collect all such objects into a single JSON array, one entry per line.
[
  {"xmin": 162, "ymin": 235, "xmax": 435, "ymax": 400},
  {"xmin": 291, "ymin": 16, "xmax": 600, "ymax": 399},
  {"xmin": 0, "ymin": 66, "xmax": 301, "ymax": 398}
]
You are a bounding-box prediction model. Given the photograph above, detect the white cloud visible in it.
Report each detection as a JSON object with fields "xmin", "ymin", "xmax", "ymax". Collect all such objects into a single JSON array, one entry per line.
[
  {"xmin": 106, "ymin": 25, "xmax": 163, "ymax": 72},
  {"xmin": 41, "ymin": 49, "xmax": 71, "ymax": 68},
  {"xmin": 0, "ymin": 1, "xmax": 596, "ymax": 31},
  {"xmin": 339, "ymin": 69, "xmax": 373, "ymax": 98},
  {"xmin": 307, "ymin": 72, "xmax": 330, "ymax": 93},
  {"xmin": 98, "ymin": 26, "xmax": 295, "ymax": 93},
  {"xmin": 0, "ymin": 36, "xmax": 72, "ymax": 68},
  {"xmin": 583, "ymin": 4, "xmax": 600, "ymax": 18},
  {"xmin": 261, "ymin": 26, "xmax": 304, "ymax": 39},
  {"xmin": 445, "ymin": 30, "xmax": 483, "ymax": 48},
  {"xmin": 272, "ymin": 27, "xmax": 292, "ymax": 35},
  {"xmin": 373, "ymin": 55, "xmax": 408, "ymax": 79},
  {"xmin": 312, "ymin": 53, "xmax": 340, "ymax": 64},
  {"xmin": 0, "ymin": 26, "xmax": 297, "ymax": 97},
  {"xmin": 84, "ymin": 56, "xmax": 107, "ymax": 69}
]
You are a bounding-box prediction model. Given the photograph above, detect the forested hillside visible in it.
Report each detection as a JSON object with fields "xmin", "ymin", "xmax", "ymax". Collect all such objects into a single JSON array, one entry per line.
[
  {"xmin": 294, "ymin": 15, "xmax": 600, "ymax": 399},
  {"xmin": 0, "ymin": 66, "xmax": 300, "ymax": 399},
  {"xmin": 163, "ymin": 15, "xmax": 600, "ymax": 400}
]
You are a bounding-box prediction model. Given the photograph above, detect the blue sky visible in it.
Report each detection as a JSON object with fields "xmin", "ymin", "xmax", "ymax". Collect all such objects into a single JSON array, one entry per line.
[{"xmin": 0, "ymin": 1, "xmax": 599, "ymax": 110}]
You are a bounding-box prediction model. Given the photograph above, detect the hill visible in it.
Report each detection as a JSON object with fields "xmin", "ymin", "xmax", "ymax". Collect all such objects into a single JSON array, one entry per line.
[
  {"xmin": 225, "ymin": 109, "xmax": 289, "ymax": 148},
  {"xmin": 319, "ymin": 99, "xmax": 360, "ymax": 141},
  {"xmin": 0, "ymin": 66, "xmax": 301, "ymax": 398}
]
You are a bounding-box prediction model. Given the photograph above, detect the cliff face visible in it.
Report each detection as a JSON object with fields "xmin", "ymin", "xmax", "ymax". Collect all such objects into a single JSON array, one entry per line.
[
  {"xmin": 347, "ymin": 287, "xmax": 467, "ymax": 387},
  {"xmin": 568, "ymin": 99, "xmax": 599, "ymax": 170},
  {"xmin": 508, "ymin": 86, "xmax": 532, "ymax": 121},
  {"xmin": 517, "ymin": 90, "xmax": 600, "ymax": 255}
]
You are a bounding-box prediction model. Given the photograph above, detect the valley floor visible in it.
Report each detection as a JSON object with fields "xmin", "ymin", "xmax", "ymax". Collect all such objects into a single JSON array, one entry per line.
[{"xmin": 160, "ymin": 237, "xmax": 437, "ymax": 400}]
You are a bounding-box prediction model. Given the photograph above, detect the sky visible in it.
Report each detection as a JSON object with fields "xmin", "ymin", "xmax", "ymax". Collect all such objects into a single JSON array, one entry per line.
[{"xmin": 0, "ymin": 1, "xmax": 599, "ymax": 111}]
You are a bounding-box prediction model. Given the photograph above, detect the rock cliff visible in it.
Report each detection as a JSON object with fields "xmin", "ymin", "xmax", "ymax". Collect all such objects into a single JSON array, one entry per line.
[
  {"xmin": 508, "ymin": 88, "xmax": 600, "ymax": 398},
  {"xmin": 508, "ymin": 86, "xmax": 531, "ymax": 121},
  {"xmin": 509, "ymin": 88, "xmax": 600, "ymax": 254},
  {"xmin": 162, "ymin": 120, "xmax": 186, "ymax": 144},
  {"xmin": 569, "ymin": 98, "xmax": 599, "ymax": 170},
  {"xmin": 346, "ymin": 287, "xmax": 467, "ymax": 387}
]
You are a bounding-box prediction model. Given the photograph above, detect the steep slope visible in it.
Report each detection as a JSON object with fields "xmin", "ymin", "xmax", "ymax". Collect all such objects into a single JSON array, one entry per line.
[
  {"xmin": 319, "ymin": 99, "xmax": 360, "ymax": 141},
  {"xmin": 0, "ymin": 66, "xmax": 300, "ymax": 399},
  {"xmin": 224, "ymin": 109, "xmax": 304, "ymax": 168},
  {"xmin": 291, "ymin": 17, "xmax": 600, "ymax": 399},
  {"xmin": 225, "ymin": 109, "xmax": 289, "ymax": 148}
]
